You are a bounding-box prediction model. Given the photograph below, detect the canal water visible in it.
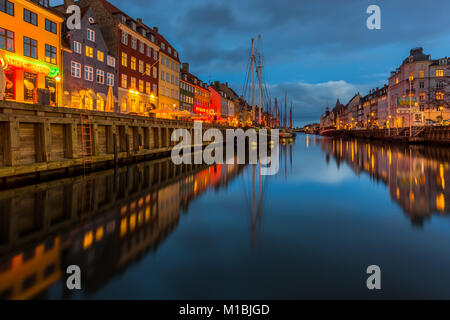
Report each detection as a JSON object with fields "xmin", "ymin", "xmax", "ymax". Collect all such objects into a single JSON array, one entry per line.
[{"xmin": 1, "ymin": 133, "xmax": 450, "ymax": 299}]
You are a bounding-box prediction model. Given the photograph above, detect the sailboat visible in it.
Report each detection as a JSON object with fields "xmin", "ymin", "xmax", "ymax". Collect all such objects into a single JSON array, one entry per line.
[{"xmin": 279, "ymin": 93, "xmax": 295, "ymax": 139}]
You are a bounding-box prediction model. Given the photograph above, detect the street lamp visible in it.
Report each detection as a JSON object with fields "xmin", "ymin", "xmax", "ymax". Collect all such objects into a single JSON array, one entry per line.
[
  {"xmin": 409, "ymin": 75, "xmax": 414, "ymax": 137},
  {"xmin": 55, "ymin": 75, "xmax": 61, "ymax": 107},
  {"xmin": 440, "ymin": 106, "xmax": 444, "ymax": 125}
]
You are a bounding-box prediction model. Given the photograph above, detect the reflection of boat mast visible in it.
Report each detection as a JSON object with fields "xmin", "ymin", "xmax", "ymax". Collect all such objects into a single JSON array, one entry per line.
[
  {"xmin": 284, "ymin": 93, "xmax": 287, "ymax": 130},
  {"xmin": 251, "ymin": 38, "xmax": 255, "ymax": 122},
  {"xmin": 252, "ymin": 164, "xmax": 256, "ymax": 247}
]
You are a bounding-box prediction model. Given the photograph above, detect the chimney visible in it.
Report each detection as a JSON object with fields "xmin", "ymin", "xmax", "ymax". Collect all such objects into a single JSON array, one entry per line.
[
  {"xmin": 137, "ymin": 18, "xmax": 142, "ymax": 24},
  {"xmin": 64, "ymin": 0, "xmax": 75, "ymax": 9},
  {"xmin": 153, "ymin": 26, "xmax": 159, "ymax": 33},
  {"xmin": 182, "ymin": 62, "xmax": 189, "ymax": 73}
]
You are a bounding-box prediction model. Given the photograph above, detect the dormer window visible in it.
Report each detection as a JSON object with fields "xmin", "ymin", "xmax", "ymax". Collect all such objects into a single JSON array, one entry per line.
[
  {"xmin": 161, "ymin": 43, "xmax": 165, "ymax": 50},
  {"xmin": 151, "ymin": 34, "xmax": 155, "ymax": 42},
  {"xmin": 131, "ymin": 22, "xmax": 136, "ymax": 30},
  {"xmin": 141, "ymin": 29, "xmax": 146, "ymax": 37},
  {"xmin": 168, "ymin": 47, "xmax": 172, "ymax": 54},
  {"xmin": 121, "ymin": 16, "xmax": 126, "ymax": 24}
]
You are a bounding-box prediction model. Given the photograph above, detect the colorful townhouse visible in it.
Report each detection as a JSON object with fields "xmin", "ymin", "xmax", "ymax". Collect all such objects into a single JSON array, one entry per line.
[
  {"xmin": 78, "ymin": 0, "xmax": 160, "ymax": 115},
  {"xmin": 180, "ymin": 62, "xmax": 210, "ymax": 118},
  {"xmin": 54, "ymin": 5, "xmax": 117, "ymax": 111},
  {"xmin": 0, "ymin": 0, "xmax": 64, "ymax": 105},
  {"xmin": 156, "ymin": 31, "xmax": 180, "ymax": 110}
]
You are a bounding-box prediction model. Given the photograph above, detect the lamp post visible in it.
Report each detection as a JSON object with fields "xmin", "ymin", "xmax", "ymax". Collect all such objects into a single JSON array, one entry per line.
[
  {"xmin": 55, "ymin": 75, "xmax": 61, "ymax": 107},
  {"xmin": 440, "ymin": 106, "xmax": 444, "ymax": 125},
  {"xmin": 409, "ymin": 75, "xmax": 413, "ymax": 137}
]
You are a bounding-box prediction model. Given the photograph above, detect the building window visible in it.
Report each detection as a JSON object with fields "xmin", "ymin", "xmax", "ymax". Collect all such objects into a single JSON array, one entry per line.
[
  {"xmin": 97, "ymin": 50, "xmax": 104, "ymax": 62},
  {"xmin": 419, "ymin": 70, "xmax": 425, "ymax": 78},
  {"xmin": 85, "ymin": 66, "xmax": 93, "ymax": 81},
  {"xmin": 436, "ymin": 92, "xmax": 445, "ymax": 100},
  {"xmin": 139, "ymin": 80, "xmax": 144, "ymax": 92},
  {"xmin": 45, "ymin": 19, "xmax": 57, "ymax": 34},
  {"xmin": 436, "ymin": 69, "xmax": 444, "ymax": 77},
  {"xmin": 45, "ymin": 44, "xmax": 57, "ymax": 64},
  {"xmin": 0, "ymin": 0, "xmax": 14, "ymax": 16},
  {"xmin": 139, "ymin": 42, "xmax": 144, "ymax": 54},
  {"xmin": 146, "ymin": 82, "xmax": 150, "ymax": 94},
  {"xmin": 161, "ymin": 43, "xmax": 165, "ymax": 50},
  {"xmin": 121, "ymin": 52, "xmax": 127, "ymax": 67},
  {"xmin": 122, "ymin": 31, "xmax": 128, "ymax": 45},
  {"xmin": 146, "ymin": 64, "xmax": 151, "ymax": 76},
  {"xmin": 437, "ymin": 81, "xmax": 444, "ymax": 89},
  {"xmin": 174, "ymin": 51, "xmax": 178, "ymax": 58},
  {"xmin": 395, "ymin": 78, "xmax": 399, "ymax": 84},
  {"xmin": 419, "ymin": 81, "xmax": 424, "ymax": 89},
  {"xmin": 23, "ymin": 36, "xmax": 37, "ymax": 58},
  {"xmin": 131, "ymin": 37, "xmax": 136, "ymax": 50},
  {"xmin": 0, "ymin": 27, "xmax": 14, "ymax": 52},
  {"xmin": 153, "ymin": 67, "xmax": 157, "ymax": 78},
  {"xmin": 71, "ymin": 61, "xmax": 81, "ymax": 78},
  {"xmin": 153, "ymin": 84, "xmax": 157, "ymax": 94},
  {"xmin": 107, "ymin": 55, "xmax": 115, "ymax": 67},
  {"xmin": 23, "ymin": 9, "xmax": 37, "ymax": 26},
  {"xmin": 96, "ymin": 69, "xmax": 105, "ymax": 84},
  {"xmin": 139, "ymin": 60, "xmax": 144, "ymax": 73},
  {"xmin": 121, "ymin": 74, "xmax": 127, "ymax": 88},
  {"xmin": 72, "ymin": 41, "xmax": 81, "ymax": 54},
  {"xmin": 85, "ymin": 45, "xmax": 93, "ymax": 58},
  {"xmin": 146, "ymin": 46, "xmax": 151, "ymax": 57},
  {"xmin": 153, "ymin": 51, "xmax": 157, "ymax": 60},
  {"xmin": 161, "ymin": 70, "xmax": 164, "ymax": 80},
  {"xmin": 420, "ymin": 92, "xmax": 425, "ymax": 101},
  {"xmin": 130, "ymin": 77, "xmax": 136, "ymax": 89},
  {"xmin": 107, "ymin": 73, "xmax": 114, "ymax": 86},
  {"xmin": 87, "ymin": 29, "xmax": 95, "ymax": 42},
  {"xmin": 130, "ymin": 57, "xmax": 136, "ymax": 70}
]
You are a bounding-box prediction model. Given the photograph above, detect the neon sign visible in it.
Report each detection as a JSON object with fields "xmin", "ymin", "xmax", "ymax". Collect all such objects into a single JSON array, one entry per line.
[{"xmin": 0, "ymin": 52, "xmax": 60, "ymax": 77}]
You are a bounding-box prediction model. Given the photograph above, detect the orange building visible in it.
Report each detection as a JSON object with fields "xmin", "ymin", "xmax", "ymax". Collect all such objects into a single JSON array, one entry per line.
[{"xmin": 0, "ymin": 0, "xmax": 64, "ymax": 106}]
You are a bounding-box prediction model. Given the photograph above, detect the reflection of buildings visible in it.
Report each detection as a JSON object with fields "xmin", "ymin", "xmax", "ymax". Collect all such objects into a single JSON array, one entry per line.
[
  {"xmin": 320, "ymin": 137, "xmax": 450, "ymax": 225},
  {"xmin": 0, "ymin": 158, "xmax": 244, "ymax": 299}
]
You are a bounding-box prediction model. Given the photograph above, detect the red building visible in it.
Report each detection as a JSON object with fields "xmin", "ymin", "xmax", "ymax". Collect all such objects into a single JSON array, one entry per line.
[
  {"xmin": 208, "ymin": 86, "xmax": 221, "ymax": 121},
  {"xmin": 80, "ymin": 0, "xmax": 160, "ymax": 114}
]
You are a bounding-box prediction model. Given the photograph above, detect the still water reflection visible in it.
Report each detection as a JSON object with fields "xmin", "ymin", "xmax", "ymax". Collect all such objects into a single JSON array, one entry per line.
[{"xmin": 1, "ymin": 134, "xmax": 450, "ymax": 299}]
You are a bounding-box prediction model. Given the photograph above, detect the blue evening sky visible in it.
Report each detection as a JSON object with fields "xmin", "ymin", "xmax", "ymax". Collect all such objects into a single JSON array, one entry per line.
[{"xmin": 53, "ymin": 0, "xmax": 450, "ymax": 126}]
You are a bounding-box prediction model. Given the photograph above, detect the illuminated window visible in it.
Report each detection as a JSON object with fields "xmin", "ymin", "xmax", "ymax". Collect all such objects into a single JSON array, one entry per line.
[
  {"xmin": 436, "ymin": 69, "xmax": 444, "ymax": 77},
  {"xmin": 153, "ymin": 84, "xmax": 157, "ymax": 94},
  {"xmin": 23, "ymin": 9, "xmax": 37, "ymax": 26},
  {"xmin": 45, "ymin": 44, "xmax": 57, "ymax": 64},
  {"xmin": 121, "ymin": 52, "xmax": 127, "ymax": 67},
  {"xmin": 395, "ymin": 78, "xmax": 399, "ymax": 84},
  {"xmin": 0, "ymin": 0, "xmax": 14, "ymax": 16},
  {"xmin": 420, "ymin": 92, "xmax": 425, "ymax": 101},
  {"xmin": 97, "ymin": 50, "xmax": 104, "ymax": 62},
  {"xmin": 436, "ymin": 92, "xmax": 445, "ymax": 100},
  {"xmin": 409, "ymin": 72, "xmax": 414, "ymax": 81},
  {"xmin": 139, "ymin": 80, "xmax": 144, "ymax": 92},
  {"xmin": 131, "ymin": 77, "xmax": 136, "ymax": 89},
  {"xmin": 85, "ymin": 45, "xmax": 93, "ymax": 58},
  {"xmin": 84, "ymin": 66, "xmax": 93, "ymax": 81},
  {"xmin": 146, "ymin": 82, "xmax": 151, "ymax": 94},
  {"xmin": 146, "ymin": 64, "xmax": 151, "ymax": 76},
  {"xmin": 0, "ymin": 27, "xmax": 14, "ymax": 52},
  {"xmin": 121, "ymin": 74, "xmax": 127, "ymax": 88},
  {"xmin": 23, "ymin": 36, "xmax": 37, "ymax": 58},
  {"xmin": 139, "ymin": 60, "xmax": 144, "ymax": 73},
  {"xmin": 87, "ymin": 29, "xmax": 95, "ymax": 42},
  {"xmin": 419, "ymin": 70, "xmax": 425, "ymax": 78},
  {"xmin": 131, "ymin": 56, "xmax": 136, "ymax": 70}
]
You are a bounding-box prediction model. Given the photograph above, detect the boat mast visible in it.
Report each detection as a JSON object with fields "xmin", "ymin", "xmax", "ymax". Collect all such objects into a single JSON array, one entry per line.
[
  {"xmin": 290, "ymin": 103, "xmax": 293, "ymax": 129},
  {"xmin": 284, "ymin": 93, "xmax": 287, "ymax": 130},
  {"xmin": 251, "ymin": 38, "xmax": 255, "ymax": 122},
  {"xmin": 257, "ymin": 35, "xmax": 262, "ymax": 125}
]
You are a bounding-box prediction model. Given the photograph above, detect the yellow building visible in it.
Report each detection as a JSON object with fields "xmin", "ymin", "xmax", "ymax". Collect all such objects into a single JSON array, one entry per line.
[
  {"xmin": 0, "ymin": 0, "xmax": 63, "ymax": 106},
  {"xmin": 156, "ymin": 32, "xmax": 180, "ymax": 110}
]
